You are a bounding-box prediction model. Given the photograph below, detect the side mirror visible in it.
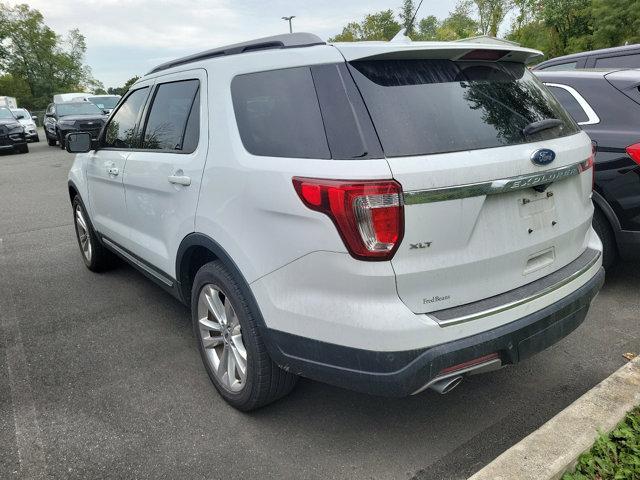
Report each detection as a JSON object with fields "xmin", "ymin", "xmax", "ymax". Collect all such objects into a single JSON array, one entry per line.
[
  {"xmin": 66, "ymin": 132, "xmax": 92, "ymax": 153},
  {"xmin": 45, "ymin": 112, "xmax": 53, "ymax": 118},
  {"xmin": 102, "ymin": 109, "xmax": 109, "ymax": 115},
  {"xmin": 32, "ymin": 115, "xmax": 38, "ymax": 121}
]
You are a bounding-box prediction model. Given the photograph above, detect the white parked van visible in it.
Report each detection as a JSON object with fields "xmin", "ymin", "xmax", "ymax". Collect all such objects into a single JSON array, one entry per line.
[{"xmin": 66, "ymin": 33, "xmax": 604, "ymax": 410}]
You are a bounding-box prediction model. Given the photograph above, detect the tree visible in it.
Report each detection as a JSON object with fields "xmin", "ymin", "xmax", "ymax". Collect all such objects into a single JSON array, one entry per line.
[
  {"xmin": 417, "ymin": 15, "xmax": 439, "ymax": 40},
  {"xmin": 541, "ymin": 0, "xmax": 592, "ymax": 56},
  {"xmin": 329, "ymin": 10, "xmax": 401, "ymax": 42},
  {"xmin": 592, "ymin": 0, "xmax": 640, "ymax": 49},
  {"xmin": 107, "ymin": 76, "xmax": 140, "ymax": 96},
  {"xmin": 473, "ymin": 0, "xmax": 514, "ymax": 37},
  {"xmin": 437, "ymin": 1, "xmax": 479, "ymax": 40},
  {"xmin": 0, "ymin": 3, "xmax": 98, "ymax": 109},
  {"xmin": 399, "ymin": 0, "xmax": 417, "ymax": 37}
]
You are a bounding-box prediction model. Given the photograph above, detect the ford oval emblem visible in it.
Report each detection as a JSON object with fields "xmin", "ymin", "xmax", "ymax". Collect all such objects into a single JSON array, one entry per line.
[{"xmin": 531, "ymin": 148, "xmax": 556, "ymax": 166}]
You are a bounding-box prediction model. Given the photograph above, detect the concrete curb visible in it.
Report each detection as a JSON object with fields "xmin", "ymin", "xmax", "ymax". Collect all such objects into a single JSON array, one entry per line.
[{"xmin": 468, "ymin": 356, "xmax": 640, "ymax": 480}]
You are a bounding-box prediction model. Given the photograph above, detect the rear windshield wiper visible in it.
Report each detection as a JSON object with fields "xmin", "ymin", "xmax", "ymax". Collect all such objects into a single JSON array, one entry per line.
[{"xmin": 522, "ymin": 118, "xmax": 563, "ymax": 137}]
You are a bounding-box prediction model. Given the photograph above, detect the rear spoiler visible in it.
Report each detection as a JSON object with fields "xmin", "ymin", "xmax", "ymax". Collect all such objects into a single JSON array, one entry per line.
[{"xmin": 330, "ymin": 41, "xmax": 543, "ymax": 65}]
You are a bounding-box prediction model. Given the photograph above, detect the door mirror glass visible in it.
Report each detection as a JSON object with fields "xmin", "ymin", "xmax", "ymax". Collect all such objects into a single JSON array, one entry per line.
[{"xmin": 66, "ymin": 132, "xmax": 92, "ymax": 153}]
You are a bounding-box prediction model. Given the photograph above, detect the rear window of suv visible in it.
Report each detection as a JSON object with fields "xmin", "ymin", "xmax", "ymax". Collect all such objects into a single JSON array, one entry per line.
[{"xmin": 349, "ymin": 59, "xmax": 579, "ymax": 157}]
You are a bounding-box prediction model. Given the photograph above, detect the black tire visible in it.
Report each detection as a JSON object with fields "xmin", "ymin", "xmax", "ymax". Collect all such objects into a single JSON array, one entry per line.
[
  {"xmin": 593, "ymin": 207, "xmax": 617, "ymax": 269},
  {"xmin": 33, "ymin": 135, "xmax": 40, "ymax": 143},
  {"xmin": 16, "ymin": 144, "xmax": 28, "ymax": 154},
  {"xmin": 47, "ymin": 136, "xmax": 56, "ymax": 146},
  {"xmin": 191, "ymin": 261, "xmax": 297, "ymax": 411},
  {"xmin": 58, "ymin": 131, "xmax": 65, "ymax": 149},
  {"xmin": 71, "ymin": 196, "xmax": 117, "ymax": 272}
]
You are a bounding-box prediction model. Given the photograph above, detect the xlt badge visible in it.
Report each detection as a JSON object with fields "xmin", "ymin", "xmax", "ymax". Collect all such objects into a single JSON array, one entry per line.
[{"xmin": 410, "ymin": 241, "xmax": 432, "ymax": 249}]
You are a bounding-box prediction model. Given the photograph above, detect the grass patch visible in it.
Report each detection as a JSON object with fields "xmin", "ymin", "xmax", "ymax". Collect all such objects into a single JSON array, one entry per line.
[{"xmin": 562, "ymin": 406, "xmax": 640, "ymax": 480}]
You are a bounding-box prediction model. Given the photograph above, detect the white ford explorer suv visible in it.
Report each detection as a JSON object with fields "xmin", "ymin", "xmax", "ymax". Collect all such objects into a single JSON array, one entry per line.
[{"xmin": 66, "ymin": 33, "xmax": 604, "ymax": 411}]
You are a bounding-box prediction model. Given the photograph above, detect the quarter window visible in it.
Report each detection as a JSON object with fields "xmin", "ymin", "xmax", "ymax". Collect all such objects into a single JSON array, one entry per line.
[
  {"xmin": 595, "ymin": 53, "xmax": 640, "ymax": 69},
  {"xmin": 546, "ymin": 86, "xmax": 590, "ymax": 124},
  {"xmin": 231, "ymin": 67, "xmax": 330, "ymax": 159},
  {"xmin": 141, "ymin": 79, "xmax": 200, "ymax": 152},
  {"xmin": 540, "ymin": 61, "xmax": 578, "ymax": 71},
  {"xmin": 104, "ymin": 87, "xmax": 149, "ymax": 148}
]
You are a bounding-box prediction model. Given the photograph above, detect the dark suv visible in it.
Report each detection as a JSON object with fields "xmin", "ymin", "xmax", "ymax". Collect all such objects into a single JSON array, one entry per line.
[
  {"xmin": 44, "ymin": 102, "xmax": 107, "ymax": 148},
  {"xmin": 0, "ymin": 107, "xmax": 28, "ymax": 154},
  {"xmin": 535, "ymin": 69, "xmax": 640, "ymax": 267},
  {"xmin": 533, "ymin": 44, "xmax": 640, "ymax": 71}
]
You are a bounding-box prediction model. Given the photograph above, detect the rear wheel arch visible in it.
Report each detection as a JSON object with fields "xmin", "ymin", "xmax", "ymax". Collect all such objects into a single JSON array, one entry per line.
[
  {"xmin": 176, "ymin": 234, "xmax": 255, "ymax": 312},
  {"xmin": 68, "ymin": 181, "xmax": 79, "ymax": 204},
  {"xmin": 176, "ymin": 233, "xmax": 285, "ymax": 364}
]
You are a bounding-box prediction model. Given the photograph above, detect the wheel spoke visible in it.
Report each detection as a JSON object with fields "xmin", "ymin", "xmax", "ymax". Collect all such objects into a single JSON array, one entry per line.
[
  {"xmin": 227, "ymin": 347, "xmax": 237, "ymax": 385},
  {"xmin": 205, "ymin": 288, "xmax": 226, "ymax": 325},
  {"xmin": 202, "ymin": 335, "xmax": 223, "ymax": 349},
  {"xmin": 230, "ymin": 343, "xmax": 246, "ymax": 380},
  {"xmin": 75, "ymin": 210, "xmax": 87, "ymax": 231},
  {"xmin": 225, "ymin": 300, "xmax": 237, "ymax": 327},
  {"xmin": 218, "ymin": 344, "xmax": 229, "ymax": 378},
  {"xmin": 199, "ymin": 317, "xmax": 221, "ymax": 332}
]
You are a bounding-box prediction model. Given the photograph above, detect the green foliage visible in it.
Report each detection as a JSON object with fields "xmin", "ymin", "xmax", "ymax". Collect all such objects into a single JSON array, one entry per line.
[
  {"xmin": 0, "ymin": 3, "xmax": 99, "ymax": 109},
  {"xmin": 416, "ymin": 16, "xmax": 439, "ymax": 40},
  {"xmin": 329, "ymin": 10, "xmax": 401, "ymax": 41},
  {"xmin": 592, "ymin": 0, "xmax": 640, "ymax": 49},
  {"xmin": 438, "ymin": 1, "xmax": 479, "ymax": 40},
  {"xmin": 473, "ymin": 0, "xmax": 514, "ymax": 37},
  {"xmin": 107, "ymin": 76, "xmax": 139, "ymax": 96},
  {"xmin": 328, "ymin": 10, "xmax": 401, "ymax": 41},
  {"xmin": 399, "ymin": 0, "xmax": 417, "ymax": 37},
  {"xmin": 563, "ymin": 406, "xmax": 640, "ymax": 480}
]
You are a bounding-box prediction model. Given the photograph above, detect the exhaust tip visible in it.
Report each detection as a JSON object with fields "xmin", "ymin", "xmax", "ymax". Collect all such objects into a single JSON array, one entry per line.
[{"xmin": 429, "ymin": 375, "xmax": 463, "ymax": 395}]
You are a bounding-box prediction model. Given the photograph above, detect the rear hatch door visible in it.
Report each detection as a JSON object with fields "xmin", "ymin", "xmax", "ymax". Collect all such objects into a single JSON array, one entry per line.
[{"xmin": 347, "ymin": 55, "xmax": 594, "ymax": 313}]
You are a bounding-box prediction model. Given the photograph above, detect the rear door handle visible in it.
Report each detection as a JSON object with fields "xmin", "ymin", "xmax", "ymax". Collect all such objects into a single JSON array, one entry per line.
[
  {"xmin": 168, "ymin": 170, "xmax": 191, "ymax": 186},
  {"xmin": 107, "ymin": 166, "xmax": 119, "ymax": 176}
]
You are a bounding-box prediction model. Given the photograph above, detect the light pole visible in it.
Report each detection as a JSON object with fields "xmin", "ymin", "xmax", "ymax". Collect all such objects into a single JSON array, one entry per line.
[{"xmin": 282, "ymin": 16, "xmax": 295, "ymax": 33}]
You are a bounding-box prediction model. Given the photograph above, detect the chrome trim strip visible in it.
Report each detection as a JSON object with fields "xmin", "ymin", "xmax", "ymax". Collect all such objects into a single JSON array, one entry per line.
[
  {"xmin": 102, "ymin": 237, "xmax": 174, "ymax": 287},
  {"xmin": 411, "ymin": 358, "xmax": 502, "ymax": 395},
  {"xmin": 403, "ymin": 161, "xmax": 584, "ymax": 205},
  {"xmin": 434, "ymin": 250, "xmax": 601, "ymax": 327}
]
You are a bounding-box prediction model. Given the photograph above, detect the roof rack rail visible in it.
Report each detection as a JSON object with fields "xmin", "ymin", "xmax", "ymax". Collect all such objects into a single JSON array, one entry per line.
[{"xmin": 148, "ymin": 32, "xmax": 325, "ymax": 74}]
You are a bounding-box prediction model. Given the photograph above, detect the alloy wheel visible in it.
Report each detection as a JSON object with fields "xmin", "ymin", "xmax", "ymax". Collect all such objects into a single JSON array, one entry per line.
[
  {"xmin": 197, "ymin": 284, "xmax": 248, "ymax": 392},
  {"xmin": 74, "ymin": 205, "xmax": 92, "ymax": 262}
]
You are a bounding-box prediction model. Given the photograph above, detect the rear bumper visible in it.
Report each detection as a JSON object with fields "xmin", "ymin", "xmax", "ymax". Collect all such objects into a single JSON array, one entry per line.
[{"xmin": 266, "ymin": 265, "xmax": 604, "ymax": 397}]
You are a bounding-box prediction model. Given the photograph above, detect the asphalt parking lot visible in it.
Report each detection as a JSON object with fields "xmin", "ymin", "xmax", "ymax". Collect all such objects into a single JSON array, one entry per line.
[{"xmin": 1, "ymin": 132, "xmax": 639, "ymax": 480}]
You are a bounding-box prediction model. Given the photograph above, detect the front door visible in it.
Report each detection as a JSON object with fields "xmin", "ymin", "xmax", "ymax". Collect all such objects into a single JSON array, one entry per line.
[
  {"xmin": 86, "ymin": 85, "xmax": 151, "ymax": 246},
  {"xmin": 122, "ymin": 71, "xmax": 208, "ymax": 277}
]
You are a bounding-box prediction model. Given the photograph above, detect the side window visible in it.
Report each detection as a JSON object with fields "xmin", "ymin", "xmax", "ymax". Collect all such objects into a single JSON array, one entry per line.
[
  {"xmin": 541, "ymin": 61, "xmax": 578, "ymax": 71},
  {"xmin": 546, "ymin": 85, "xmax": 590, "ymax": 124},
  {"xmin": 104, "ymin": 87, "xmax": 149, "ymax": 149},
  {"xmin": 595, "ymin": 53, "xmax": 640, "ymax": 69},
  {"xmin": 231, "ymin": 67, "xmax": 330, "ymax": 159},
  {"xmin": 141, "ymin": 79, "xmax": 200, "ymax": 152}
]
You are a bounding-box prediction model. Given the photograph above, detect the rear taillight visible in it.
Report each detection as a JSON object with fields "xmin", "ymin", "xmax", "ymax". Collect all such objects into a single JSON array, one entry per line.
[
  {"xmin": 627, "ymin": 143, "xmax": 640, "ymax": 165},
  {"xmin": 579, "ymin": 151, "xmax": 595, "ymax": 189},
  {"xmin": 292, "ymin": 177, "xmax": 404, "ymax": 261}
]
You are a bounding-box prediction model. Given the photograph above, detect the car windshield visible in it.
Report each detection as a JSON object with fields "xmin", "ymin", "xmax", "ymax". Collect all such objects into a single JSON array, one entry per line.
[
  {"xmin": 57, "ymin": 102, "xmax": 103, "ymax": 116},
  {"xmin": 348, "ymin": 59, "xmax": 580, "ymax": 157},
  {"xmin": 11, "ymin": 109, "xmax": 30, "ymax": 119},
  {"xmin": 0, "ymin": 107, "xmax": 16, "ymax": 119},
  {"xmin": 88, "ymin": 96, "xmax": 119, "ymax": 109}
]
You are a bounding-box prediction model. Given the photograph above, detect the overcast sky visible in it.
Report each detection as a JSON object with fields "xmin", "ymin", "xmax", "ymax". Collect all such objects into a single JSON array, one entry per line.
[{"xmin": 11, "ymin": 0, "xmax": 461, "ymax": 88}]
